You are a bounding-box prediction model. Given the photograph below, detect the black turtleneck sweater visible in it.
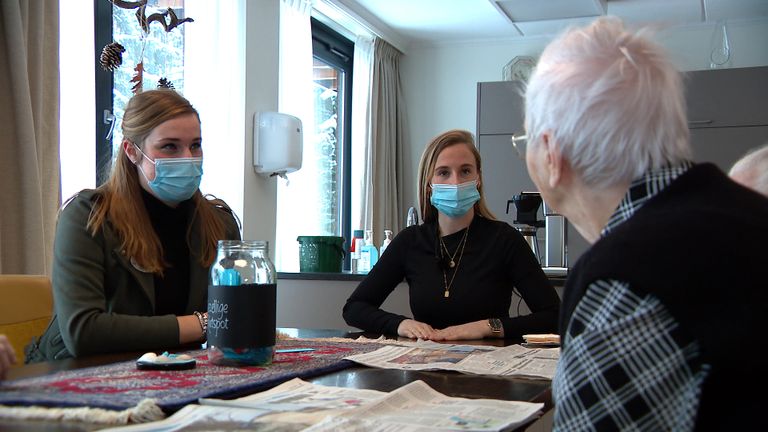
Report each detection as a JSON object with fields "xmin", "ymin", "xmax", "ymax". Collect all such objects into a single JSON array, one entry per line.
[
  {"xmin": 140, "ymin": 189, "xmax": 192, "ymax": 316},
  {"xmin": 343, "ymin": 216, "xmax": 560, "ymax": 339}
]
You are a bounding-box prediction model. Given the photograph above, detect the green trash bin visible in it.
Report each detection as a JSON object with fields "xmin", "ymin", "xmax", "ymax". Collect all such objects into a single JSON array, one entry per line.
[{"xmin": 297, "ymin": 236, "xmax": 345, "ymax": 273}]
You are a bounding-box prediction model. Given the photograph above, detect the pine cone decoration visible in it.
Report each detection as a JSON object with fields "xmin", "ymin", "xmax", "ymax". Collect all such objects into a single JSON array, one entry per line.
[
  {"xmin": 157, "ymin": 77, "xmax": 175, "ymax": 90},
  {"xmin": 99, "ymin": 42, "xmax": 126, "ymax": 71}
]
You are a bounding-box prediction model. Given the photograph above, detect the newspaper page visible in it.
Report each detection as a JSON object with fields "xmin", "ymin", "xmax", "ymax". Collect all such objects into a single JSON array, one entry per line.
[
  {"xmin": 345, "ymin": 342, "xmax": 559, "ymax": 380},
  {"xmin": 102, "ymin": 378, "xmax": 542, "ymax": 432},
  {"xmin": 101, "ymin": 378, "xmax": 386, "ymax": 432},
  {"xmin": 305, "ymin": 379, "xmax": 543, "ymax": 432},
  {"xmin": 200, "ymin": 377, "xmax": 387, "ymax": 425},
  {"xmin": 100, "ymin": 404, "xmax": 289, "ymax": 432}
]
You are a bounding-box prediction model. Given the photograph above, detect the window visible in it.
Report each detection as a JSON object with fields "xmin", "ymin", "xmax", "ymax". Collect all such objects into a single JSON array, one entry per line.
[
  {"xmin": 275, "ymin": 18, "xmax": 354, "ymax": 272},
  {"xmin": 95, "ymin": 0, "xmax": 188, "ymax": 184},
  {"xmin": 311, "ymin": 19, "xmax": 353, "ymax": 247},
  {"xmin": 60, "ymin": 0, "xmax": 96, "ymax": 200},
  {"xmin": 62, "ymin": 1, "xmax": 245, "ymax": 223}
]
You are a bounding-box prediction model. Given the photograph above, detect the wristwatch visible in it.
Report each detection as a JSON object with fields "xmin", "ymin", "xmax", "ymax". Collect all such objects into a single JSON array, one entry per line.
[{"xmin": 487, "ymin": 318, "xmax": 503, "ymax": 334}]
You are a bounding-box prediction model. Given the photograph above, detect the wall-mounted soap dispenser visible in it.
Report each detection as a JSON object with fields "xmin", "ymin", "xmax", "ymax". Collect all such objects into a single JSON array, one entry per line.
[{"xmin": 253, "ymin": 111, "xmax": 303, "ymax": 177}]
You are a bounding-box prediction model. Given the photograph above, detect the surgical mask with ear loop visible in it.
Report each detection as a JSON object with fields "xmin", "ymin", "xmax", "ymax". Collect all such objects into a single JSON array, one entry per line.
[
  {"xmin": 430, "ymin": 180, "xmax": 481, "ymax": 218},
  {"xmin": 132, "ymin": 144, "xmax": 203, "ymax": 203}
]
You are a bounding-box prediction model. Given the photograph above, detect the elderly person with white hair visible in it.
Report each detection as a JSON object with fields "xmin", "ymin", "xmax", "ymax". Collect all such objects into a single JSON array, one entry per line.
[
  {"xmin": 523, "ymin": 17, "xmax": 768, "ymax": 431},
  {"xmin": 729, "ymin": 143, "xmax": 768, "ymax": 197}
]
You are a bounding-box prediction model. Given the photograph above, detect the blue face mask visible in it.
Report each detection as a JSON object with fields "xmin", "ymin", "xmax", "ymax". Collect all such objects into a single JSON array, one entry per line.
[
  {"xmin": 134, "ymin": 145, "xmax": 203, "ymax": 203},
  {"xmin": 430, "ymin": 180, "xmax": 481, "ymax": 218}
]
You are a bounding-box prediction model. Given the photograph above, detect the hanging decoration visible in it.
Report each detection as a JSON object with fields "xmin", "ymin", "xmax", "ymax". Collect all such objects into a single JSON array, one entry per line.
[
  {"xmin": 157, "ymin": 77, "xmax": 175, "ymax": 90},
  {"xmin": 130, "ymin": 62, "xmax": 144, "ymax": 94},
  {"xmin": 99, "ymin": 42, "xmax": 126, "ymax": 71},
  {"xmin": 101, "ymin": 0, "xmax": 194, "ymax": 94}
]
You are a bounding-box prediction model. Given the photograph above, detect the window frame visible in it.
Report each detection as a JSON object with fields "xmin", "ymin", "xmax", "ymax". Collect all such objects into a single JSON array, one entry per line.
[
  {"xmin": 94, "ymin": 0, "xmax": 114, "ymax": 185},
  {"xmin": 311, "ymin": 18, "xmax": 354, "ymax": 270}
]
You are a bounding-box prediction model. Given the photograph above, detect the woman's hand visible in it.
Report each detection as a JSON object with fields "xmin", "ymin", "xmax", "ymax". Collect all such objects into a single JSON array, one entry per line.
[
  {"xmin": 430, "ymin": 320, "xmax": 495, "ymax": 341},
  {"xmin": 0, "ymin": 334, "xmax": 17, "ymax": 379},
  {"xmin": 397, "ymin": 319, "xmax": 438, "ymax": 340}
]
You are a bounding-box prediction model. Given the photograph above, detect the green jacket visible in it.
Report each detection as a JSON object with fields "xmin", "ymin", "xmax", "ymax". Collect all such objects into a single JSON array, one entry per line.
[{"xmin": 26, "ymin": 189, "xmax": 240, "ymax": 362}]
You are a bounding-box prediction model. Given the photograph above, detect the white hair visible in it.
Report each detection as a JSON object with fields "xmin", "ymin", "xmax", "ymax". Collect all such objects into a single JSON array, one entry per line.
[
  {"xmin": 729, "ymin": 144, "xmax": 768, "ymax": 196},
  {"xmin": 525, "ymin": 17, "xmax": 691, "ymax": 187}
]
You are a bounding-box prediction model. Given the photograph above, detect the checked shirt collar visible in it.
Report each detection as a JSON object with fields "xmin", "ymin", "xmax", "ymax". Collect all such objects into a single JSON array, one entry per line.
[{"xmin": 602, "ymin": 160, "xmax": 694, "ymax": 236}]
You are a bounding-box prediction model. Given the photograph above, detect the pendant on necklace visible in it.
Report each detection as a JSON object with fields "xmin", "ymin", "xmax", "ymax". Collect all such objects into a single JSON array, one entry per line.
[
  {"xmin": 449, "ymin": 260, "xmax": 455, "ymax": 268},
  {"xmin": 444, "ymin": 290, "xmax": 450, "ymax": 298}
]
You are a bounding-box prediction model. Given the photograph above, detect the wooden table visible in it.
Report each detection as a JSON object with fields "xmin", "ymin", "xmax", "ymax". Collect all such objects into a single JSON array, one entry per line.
[{"xmin": 2, "ymin": 328, "xmax": 552, "ymax": 431}]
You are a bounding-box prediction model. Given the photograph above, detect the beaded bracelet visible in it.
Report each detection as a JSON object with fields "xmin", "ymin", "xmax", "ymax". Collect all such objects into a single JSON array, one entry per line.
[{"xmin": 193, "ymin": 311, "xmax": 208, "ymax": 340}]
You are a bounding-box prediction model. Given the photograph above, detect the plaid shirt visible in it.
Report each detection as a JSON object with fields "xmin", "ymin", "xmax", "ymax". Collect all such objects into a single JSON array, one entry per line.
[{"xmin": 553, "ymin": 161, "xmax": 711, "ymax": 431}]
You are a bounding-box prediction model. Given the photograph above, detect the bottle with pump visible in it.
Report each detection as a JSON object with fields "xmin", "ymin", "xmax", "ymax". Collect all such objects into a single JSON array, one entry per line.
[
  {"xmin": 359, "ymin": 230, "xmax": 378, "ymax": 273},
  {"xmin": 380, "ymin": 230, "xmax": 393, "ymax": 256}
]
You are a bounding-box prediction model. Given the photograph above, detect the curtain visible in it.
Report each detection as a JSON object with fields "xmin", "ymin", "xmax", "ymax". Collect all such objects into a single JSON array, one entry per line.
[
  {"xmin": 361, "ymin": 38, "xmax": 406, "ymax": 247},
  {"xmin": 274, "ymin": 0, "xmax": 315, "ymax": 270},
  {"xmin": 0, "ymin": 1, "xmax": 60, "ymax": 275},
  {"xmin": 350, "ymin": 35, "xmax": 373, "ymax": 242}
]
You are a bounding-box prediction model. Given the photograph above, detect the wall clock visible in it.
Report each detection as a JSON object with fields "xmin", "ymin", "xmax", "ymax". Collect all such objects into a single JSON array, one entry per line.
[{"xmin": 503, "ymin": 56, "xmax": 537, "ymax": 83}]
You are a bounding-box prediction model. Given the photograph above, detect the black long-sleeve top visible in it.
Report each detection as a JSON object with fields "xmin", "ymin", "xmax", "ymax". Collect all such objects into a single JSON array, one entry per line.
[
  {"xmin": 140, "ymin": 188, "xmax": 192, "ymax": 316},
  {"xmin": 342, "ymin": 216, "xmax": 560, "ymax": 339}
]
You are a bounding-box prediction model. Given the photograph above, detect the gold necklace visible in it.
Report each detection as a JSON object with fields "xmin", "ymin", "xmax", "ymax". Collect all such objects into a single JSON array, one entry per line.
[
  {"xmin": 439, "ymin": 229, "xmax": 467, "ymax": 268},
  {"xmin": 440, "ymin": 226, "xmax": 469, "ymax": 298}
]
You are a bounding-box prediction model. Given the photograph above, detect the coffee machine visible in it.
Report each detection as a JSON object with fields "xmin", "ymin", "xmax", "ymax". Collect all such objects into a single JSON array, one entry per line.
[
  {"xmin": 508, "ymin": 192, "xmax": 568, "ymax": 275},
  {"xmin": 507, "ymin": 192, "xmax": 545, "ymax": 263}
]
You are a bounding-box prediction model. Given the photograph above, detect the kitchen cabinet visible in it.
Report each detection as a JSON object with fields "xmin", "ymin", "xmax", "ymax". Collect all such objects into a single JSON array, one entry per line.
[
  {"xmin": 476, "ymin": 81, "xmax": 591, "ymax": 267},
  {"xmin": 476, "ymin": 66, "xmax": 768, "ymax": 267},
  {"xmin": 686, "ymin": 66, "xmax": 768, "ymax": 130},
  {"xmin": 685, "ymin": 66, "xmax": 768, "ymax": 171}
]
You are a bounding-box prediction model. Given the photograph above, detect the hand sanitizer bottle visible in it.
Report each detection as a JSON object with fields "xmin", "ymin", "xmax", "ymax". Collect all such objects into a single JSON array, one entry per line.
[
  {"xmin": 359, "ymin": 230, "xmax": 378, "ymax": 273},
  {"xmin": 380, "ymin": 229, "xmax": 393, "ymax": 256}
]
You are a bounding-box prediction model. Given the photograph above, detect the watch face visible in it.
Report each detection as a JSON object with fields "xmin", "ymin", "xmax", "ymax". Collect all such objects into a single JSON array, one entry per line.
[{"xmin": 489, "ymin": 318, "xmax": 503, "ymax": 333}]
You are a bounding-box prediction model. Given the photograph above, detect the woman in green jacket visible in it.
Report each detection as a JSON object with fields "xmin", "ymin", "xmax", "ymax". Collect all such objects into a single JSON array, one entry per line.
[{"xmin": 26, "ymin": 89, "xmax": 240, "ymax": 361}]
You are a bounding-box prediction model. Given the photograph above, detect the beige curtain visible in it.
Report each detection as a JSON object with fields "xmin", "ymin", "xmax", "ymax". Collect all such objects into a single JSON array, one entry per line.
[
  {"xmin": 0, "ymin": 1, "xmax": 60, "ymax": 275},
  {"xmin": 363, "ymin": 38, "xmax": 406, "ymax": 247}
]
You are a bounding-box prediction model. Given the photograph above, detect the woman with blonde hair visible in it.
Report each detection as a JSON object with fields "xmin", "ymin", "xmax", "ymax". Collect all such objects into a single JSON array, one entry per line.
[
  {"xmin": 343, "ymin": 129, "xmax": 559, "ymax": 340},
  {"xmin": 26, "ymin": 89, "xmax": 240, "ymax": 361}
]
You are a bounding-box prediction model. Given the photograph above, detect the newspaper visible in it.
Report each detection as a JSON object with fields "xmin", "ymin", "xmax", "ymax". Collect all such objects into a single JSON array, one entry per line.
[
  {"xmin": 344, "ymin": 341, "xmax": 559, "ymax": 380},
  {"xmin": 305, "ymin": 379, "xmax": 543, "ymax": 432},
  {"xmin": 103, "ymin": 377, "xmax": 542, "ymax": 432}
]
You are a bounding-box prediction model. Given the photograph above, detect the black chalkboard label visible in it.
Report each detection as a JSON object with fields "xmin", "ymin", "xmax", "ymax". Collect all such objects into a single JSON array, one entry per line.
[{"xmin": 207, "ymin": 283, "xmax": 277, "ymax": 348}]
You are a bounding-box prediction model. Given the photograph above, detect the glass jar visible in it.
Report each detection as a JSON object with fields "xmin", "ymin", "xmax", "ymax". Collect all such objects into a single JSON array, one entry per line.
[{"xmin": 208, "ymin": 240, "xmax": 276, "ymax": 366}]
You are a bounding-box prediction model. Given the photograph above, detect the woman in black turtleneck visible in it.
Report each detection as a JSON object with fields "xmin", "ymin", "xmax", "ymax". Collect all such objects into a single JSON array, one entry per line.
[
  {"xmin": 343, "ymin": 130, "xmax": 559, "ymax": 341},
  {"xmin": 27, "ymin": 90, "xmax": 239, "ymax": 362}
]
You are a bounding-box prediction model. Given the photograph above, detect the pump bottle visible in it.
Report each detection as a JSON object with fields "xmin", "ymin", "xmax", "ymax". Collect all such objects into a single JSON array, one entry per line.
[
  {"xmin": 359, "ymin": 230, "xmax": 378, "ymax": 273},
  {"xmin": 380, "ymin": 229, "xmax": 393, "ymax": 256}
]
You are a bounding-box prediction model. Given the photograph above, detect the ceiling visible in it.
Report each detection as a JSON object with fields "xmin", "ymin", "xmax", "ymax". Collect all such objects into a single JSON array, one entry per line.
[{"xmin": 338, "ymin": 0, "xmax": 768, "ymax": 47}]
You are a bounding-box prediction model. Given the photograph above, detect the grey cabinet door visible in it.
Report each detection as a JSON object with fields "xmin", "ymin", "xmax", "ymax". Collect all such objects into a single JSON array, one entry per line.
[
  {"xmin": 686, "ymin": 66, "xmax": 768, "ymax": 129},
  {"xmin": 477, "ymin": 81, "xmax": 526, "ymax": 135},
  {"xmin": 690, "ymin": 126, "xmax": 768, "ymax": 170}
]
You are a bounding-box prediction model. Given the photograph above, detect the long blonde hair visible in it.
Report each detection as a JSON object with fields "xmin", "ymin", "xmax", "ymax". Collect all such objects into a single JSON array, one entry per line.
[
  {"xmin": 417, "ymin": 129, "xmax": 496, "ymax": 224},
  {"xmin": 87, "ymin": 89, "xmax": 228, "ymax": 274}
]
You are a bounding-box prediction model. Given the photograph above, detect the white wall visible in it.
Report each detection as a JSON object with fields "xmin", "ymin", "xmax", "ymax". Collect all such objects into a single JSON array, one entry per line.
[
  {"xmin": 276, "ymin": 280, "xmax": 410, "ymax": 330},
  {"xmin": 242, "ymin": 0, "xmax": 281, "ymax": 254},
  {"xmin": 398, "ymin": 18, "xmax": 768, "ymax": 212}
]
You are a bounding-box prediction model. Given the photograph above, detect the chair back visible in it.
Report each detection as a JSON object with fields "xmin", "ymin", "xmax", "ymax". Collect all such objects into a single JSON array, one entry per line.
[{"xmin": 0, "ymin": 275, "xmax": 53, "ymax": 363}]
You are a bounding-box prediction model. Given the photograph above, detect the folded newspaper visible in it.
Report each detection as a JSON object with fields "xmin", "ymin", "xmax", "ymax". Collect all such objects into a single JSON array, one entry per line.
[
  {"xmin": 343, "ymin": 340, "xmax": 559, "ymax": 380},
  {"xmin": 103, "ymin": 377, "xmax": 543, "ymax": 432}
]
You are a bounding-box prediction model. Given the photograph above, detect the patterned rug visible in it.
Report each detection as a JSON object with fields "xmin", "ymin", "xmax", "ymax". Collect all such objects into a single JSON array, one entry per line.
[{"xmin": 0, "ymin": 339, "xmax": 380, "ymax": 412}]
